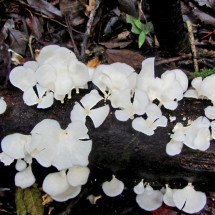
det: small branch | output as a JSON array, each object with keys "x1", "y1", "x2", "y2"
[
  {"x1": 156, "y1": 53, "x2": 192, "y2": 66},
  {"x1": 65, "y1": 16, "x2": 80, "y2": 60},
  {"x1": 81, "y1": 0, "x2": 102, "y2": 59},
  {"x1": 186, "y1": 20, "x2": 199, "y2": 72}
]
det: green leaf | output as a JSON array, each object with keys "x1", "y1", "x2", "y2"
[
  {"x1": 126, "y1": 14, "x2": 142, "y2": 34},
  {"x1": 15, "y1": 184, "x2": 44, "y2": 215},
  {"x1": 23, "y1": 184, "x2": 44, "y2": 215},
  {"x1": 138, "y1": 31, "x2": 146, "y2": 48},
  {"x1": 15, "y1": 188, "x2": 27, "y2": 215},
  {"x1": 143, "y1": 22, "x2": 153, "y2": 35},
  {"x1": 194, "y1": 68, "x2": 215, "y2": 78}
]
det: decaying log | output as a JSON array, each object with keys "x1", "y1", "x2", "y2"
[{"x1": 1, "y1": 86, "x2": 215, "y2": 191}]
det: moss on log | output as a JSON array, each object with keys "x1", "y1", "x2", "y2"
[{"x1": 0, "y1": 86, "x2": 215, "y2": 191}]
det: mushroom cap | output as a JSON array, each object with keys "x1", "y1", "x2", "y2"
[
  {"x1": 1, "y1": 133, "x2": 31, "y2": 159},
  {"x1": 9, "y1": 66, "x2": 37, "y2": 91},
  {"x1": 102, "y1": 175, "x2": 124, "y2": 197},
  {"x1": 166, "y1": 140, "x2": 183, "y2": 156},
  {"x1": 201, "y1": 74, "x2": 215, "y2": 101},
  {"x1": 15, "y1": 159, "x2": 27, "y2": 171},
  {"x1": 67, "y1": 166, "x2": 90, "y2": 186},
  {"x1": 205, "y1": 106, "x2": 215, "y2": 120},
  {"x1": 136, "y1": 185, "x2": 163, "y2": 211},
  {"x1": 163, "y1": 185, "x2": 176, "y2": 207},
  {"x1": 0, "y1": 98, "x2": 7, "y2": 114},
  {"x1": 42, "y1": 171, "x2": 70, "y2": 197},
  {"x1": 133, "y1": 180, "x2": 145, "y2": 194},
  {"x1": 15, "y1": 166, "x2": 35, "y2": 189},
  {"x1": 173, "y1": 184, "x2": 206, "y2": 214}
]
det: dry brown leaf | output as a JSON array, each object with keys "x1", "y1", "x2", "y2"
[
  {"x1": 99, "y1": 41, "x2": 132, "y2": 49},
  {"x1": 85, "y1": 0, "x2": 96, "y2": 17},
  {"x1": 86, "y1": 57, "x2": 100, "y2": 68},
  {"x1": 59, "y1": 0, "x2": 86, "y2": 26},
  {"x1": 105, "y1": 49, "x2": 145, "y2": 71}
]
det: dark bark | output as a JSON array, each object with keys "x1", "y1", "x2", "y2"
[
  {"x1": 147, "y1": 0, "x2": 190, "y2": 55},
  {"x1": 1, "y1": 86, "x2": 215, "y2": 191}
]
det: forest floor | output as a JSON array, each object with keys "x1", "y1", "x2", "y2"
[{"x1": 0, "y1": 0, "x2": 215, "y2": 214}]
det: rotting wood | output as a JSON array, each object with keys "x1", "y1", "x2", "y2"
[{"x1": 0, "y1": 86, "x2": 215, "y2": 191}]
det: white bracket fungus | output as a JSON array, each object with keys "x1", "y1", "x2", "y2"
[
  {"x1": 102, "y1": 175, "x2": 124, "y2": 197},
  {"x1": 133, "y1": 179, "x2": 145, "y2": 194},
  {"x1": 0, "y1": 47, "x2": 210, "y2": 210},
  {"x1": 0, "y1": 97, "x2": 7, "y2": 114},
  {"x1": 173, "y1": 183, "x2": 206, "y2": 214},
  {"x1": 136, "y1": 184, "x2": 163, "y2": 211}
]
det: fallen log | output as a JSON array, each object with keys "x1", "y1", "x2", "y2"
[{"x1": 0, "y1": 86, "x2": 215, "y2": 191}]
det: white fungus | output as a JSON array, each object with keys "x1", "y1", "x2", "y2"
[
  {"x1": 102, "y1": 175, "x2": 124, "y2": 197},
  {"x1": 67, "y1": 166, "x2": 90, "y2": 187},
  {"x1": 15, "y1": 165, "x2": 35, "y2": 189},
  {"x1": 173, "y1": 183, "x2": 206, "y2": 214},
  {"x1": 205, "y1": 106, "x2": 215, "y2": 120},
  {"x1": 133, "y1": 179, "x2": 145, "y2": 194},
  {"x1": 70, "y1": 90, "x2": 110, "y2": 128},
  {"x1": 163, "y1": 185, "x2": 176, "y2": 207},
  {"x1": 0, "y1": 98, "x2": 7, "y2": 114},
  {"x1": 136, "y1": 184, "x2": 163, "y2": 211}
]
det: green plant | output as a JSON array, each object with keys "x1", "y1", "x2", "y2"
[
  {"x1": 194, "y1": 68, "x2": 215, "y2": 78},
  {"x1": 126, "y1": 15, "x2": 153, "y2": 48}
]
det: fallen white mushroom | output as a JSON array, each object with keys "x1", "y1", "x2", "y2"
[
  {"x1": 136, "y1": 184, "x2": 163, "y2": 211},
  {"x1": 102, "y1": 175, "x2": 124, "y2": 197},
  {"x1": 173, "y1": 183, "x2": 207, "y2": 214}
]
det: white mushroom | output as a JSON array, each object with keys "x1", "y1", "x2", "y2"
[
  {"x1": 201, "y1": 74, "x2": 215, "y2": 105},
  {"x1": 173, "y1": 183, "x2": 207, "y2": 214},
  {"x1": 102, "y1": 175, "x2": 124, "y2": 197},
  {"x1": 67, "y1": 166, "x2": 90, "y2": 186},
  {"x1": 23, "y1": 84, "x2": 54, "y2": 109},
  {"x1": 15, "y1": 159, "x2": 27, "y2": 171},
  {"x1": 0, "y1": 98, "x2": 7, "y2": 114},
  {"x1": 15, "y1": 165, "x2": 35, "y2": 189},
  {"x1": 42, "y1": 171, "x2": 70, "y2": 197},
  {"x1": 70, "y1": 90, "x2": 110, "y2": 128},
  {"x1": 136, "y1": 184, "x2": 163, "y2": 211},
  {"x1": 184, "y1": 77, "x2": 203, "y2": 99},
  {"x1": 132, "y1": 104, "x2": 167, "y2": 135},
  {"x1": 9, "y1": 66, "x2": 37, "y2": 91},
  {"x1": 1, "y1": 133, "x2": 31, "y2": 160},
  {"x1": 133, "y1": 179, "x2": 145, "y2": 194},
  {"x1": 166, "y1": 139, "x2": 183, "y2": 156},
  {"x1": 92, "y1": 63, "x2": 137, "y2": 98},
  {"x1": 205, "y1": 106, "x2": 215, "y2": 120},
  {"x1": 163, "y1": 184, "x2": 176, "y2": 207},
  {"x1": 30, "y1": 119, "x2": 92, "y2": 170}
]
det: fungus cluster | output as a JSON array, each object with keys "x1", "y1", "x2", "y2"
[
  {"x1": 0, "y1": 45, "x2": 212, "y2": 213},
  {"x1": 133, "y1": 182, "x2": 206, "y2": 213}
]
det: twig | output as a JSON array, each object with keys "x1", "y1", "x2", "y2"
[
  {"x1": 65, "y1": 16, "x2": 80, "y2": 59},
  {"x1": 186, "y1": 20, "x2": 199, "y2": 72},
  {"x1": 155, "y1": 53, "x2": 192, "y2": 65},
  {"x1": 81, "y1": 0, "x2": 102, "y2": 59}
]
